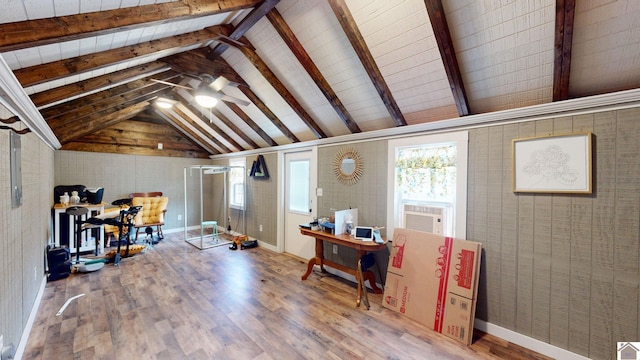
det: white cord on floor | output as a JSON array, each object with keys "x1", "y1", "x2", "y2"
[{"x1": 56, "y1": 293, "x2": 85, "y2": 316}]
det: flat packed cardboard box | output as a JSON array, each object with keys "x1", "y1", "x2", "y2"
[{"x1": 382, "y1": 228, "x2": 482, "y2": 345}]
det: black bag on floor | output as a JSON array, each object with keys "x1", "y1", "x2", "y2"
[
  {"x1": 47, "y1": 245, "x2": 71, "y2": 281},
  {"x1": 241, "y1": 239, "x2": 258, "y2": 250}
]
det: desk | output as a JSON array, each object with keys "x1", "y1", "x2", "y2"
[
  {"x1": 299, "y1": 228, "x2": 387, "y2": 307},
  {"x1": 53, "y1": 203, "x2": 106, "y2": 255}
]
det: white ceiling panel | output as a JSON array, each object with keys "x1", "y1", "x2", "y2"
[
  {"x1": 243, "y1": 17, "x2": 347, "y2": 137},
  {"x1": 79, "y1": 1, "x2": 101, "y2": 13},
  {"x1": 100, "y1": 0, "x2": 124, "y2": 12},
  {"x1": 570, "y1": 0, "x2": 640, "y2": 97},
  {"x1": 279, "y1": 0, "x2": 394, "y2": 132},
  {"x1": 222, "y1": 49, "x2": 311, "y2": 144},
  {"x1": 0, "y1": 0, "x2": 28, "y2": 23},
  {"x1": 23, "y1": 0, "x2": 54, "y2": 20},
  {"x1": 446, "y1": 0, "x2": 555, "y2": 113},
  {"x1": 348, "y1": 0, "x2": 456, "y2": 120},
  {"x1": 37, "y1": 43, "x2": 62, "y2": 63},
  {"x1": 53, "y1": 0, "x2": 79, "y2": 17}
]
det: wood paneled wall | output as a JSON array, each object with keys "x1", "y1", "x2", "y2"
[
  {"x1": 54, "y1": 152, "x2": 216, "y2": 231},
  {"x1": 314, "y1": 108, "x2": 638, "y2": 360},
  {"x1": 0, "y1": 123, "x2": 54, "y2": 356},
  {"x1": 467, "y1": 109, "x2": 640, "y2": 360},
  {"x1": 17, "y1": 107, "x2": 639, "y2": 360},
  {"x1": 210, "y1": 154, "x2": 278, "y2": 247},
  {"x1": 317, "y1": 141, "x2": 390, "y2": 282}
]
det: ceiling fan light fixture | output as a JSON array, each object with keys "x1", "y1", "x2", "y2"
[
  {"x1": 195, "y1": 94, "x2": 218, "y2": 108},
  {"x1": 155, "y1": 97, "x2": 176, "y2": 109}
]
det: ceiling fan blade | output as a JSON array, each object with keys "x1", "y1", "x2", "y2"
[
  {"x1": 150, "y1": 79, "x2": 195, "y2": 91},
  {"x1": 209, "y1": 76, "x2": 230, "y2": 92},
  {"x1": 217, "y1": 94, "x2": 250, "y2": 106},
  {"x1": 200, "y1": 90, "x2": 250, "y2": 106}
]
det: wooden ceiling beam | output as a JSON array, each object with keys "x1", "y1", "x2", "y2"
[
  {"x1": 177, "y1": 100, "x2": 247, "y2": 151},
  {"x1": 171, "y1": 88, "x2": 259, "y2": 151},
  {"x1": 41, "y1": 71, "x2": 180, "y2": 121},
  {"x1": 237, "y1": 42, "x2": 323, "y2": 139},
  {"x1": 14, "y1": 26, "x2": 225, "y2": 87},
  {"x1": 329, "y1": 0, "x2": 407, "y2": 127},
  {"x1": 209, "y1": 107, "x2": 259, "y2": 149},
  {"x1": 553, "y1": 0, "x2": 576, "y2": 101},
  {"x1": 47, "y1": 83, "x2": 172, "y2": 131},
  {"x1": 222, "y1": 96, "x2": 278, "y2": 147},
  {"x1": 56, "y1": 101, "x2": 151, "y2": 144},
  {"x1": 173, "y1": 106, "x2": 232, "y2": 153},
  {"x1": 0, "y1": 0, "x2": 260, "y2": 52},
  {"x1": 161, "y1": 51, "x2": 247, "y2": 86},
  {"x1": 30, "y1": 61, "x2": 171, "y2": 108},
  {"x1": 155, "y1": 109, "x2": 220, "y2": 155},
  {"x1": 233, "y1": 87, "x2": 298, "y2": 144},
  {"x1": 81, "y1": 129, "x2": 203, "y2": 152},
  {"x1": 424, "y1": 0, "x2": 470, "y2": 116},
  {"x1": 208, "y1": 0, "x2": 280, "y2": 59},
  {"x1": 267, "y1": 8, "x2": 361, "y2": 134},
  {"x1": 62, "y1": 141, "x2": 210, "y2": 158}
]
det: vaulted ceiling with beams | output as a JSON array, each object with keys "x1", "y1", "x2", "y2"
[{"x1": 1, "y1": 0, "x2": 639, "y2": 158}]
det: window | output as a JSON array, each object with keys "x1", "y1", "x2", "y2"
[
  {"x1": 387, "y1": 131, "x2": 468, "y2": 238},
  {"x1": 288, "y1": 159, "x2": 310, "y2": 214},
  {"x1": 229, "y1": 158, "x2": 246, "y2": 210}
]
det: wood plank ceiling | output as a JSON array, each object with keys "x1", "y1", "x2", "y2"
[{"x1": 1, "y1": 0, "x2": 639, "y2": 158}]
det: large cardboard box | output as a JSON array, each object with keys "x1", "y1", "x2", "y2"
[{"x1": 382, "y1": 228, "x2": 482, "y2": 345}]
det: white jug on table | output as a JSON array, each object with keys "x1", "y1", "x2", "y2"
[
  {"x1": 70, "y1": 191, "x2": 80, "y2": 204},
  {"x1": 60, "y1": 192, "x2": 70, "y2": 206}
]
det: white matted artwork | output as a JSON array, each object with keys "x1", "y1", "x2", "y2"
[{"x1": 512, "y1": 132, "x2": 593, "y2": 194}]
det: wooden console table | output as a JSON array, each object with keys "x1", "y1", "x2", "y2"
[{"x1": 299, "y1": 228, "x2": 387, "y2": 307}]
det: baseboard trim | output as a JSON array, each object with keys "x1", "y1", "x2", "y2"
[
  {"x1": 257, "y1": 240, "x2": 277, "y2": 252},
  {"x1": 14, "y1": 276, "x2": 46, "y2": 360},
  {"x1": 474, "y1": 319, "x2": 591, "y2": 360}
]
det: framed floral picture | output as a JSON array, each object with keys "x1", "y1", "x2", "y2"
[{"x1": 512, "y1": 133, "x2": 593, "y2": 193}]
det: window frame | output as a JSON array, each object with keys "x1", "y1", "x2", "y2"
[
  {"x1": 228, "y1": 157, "x2": 246, "y2": 211},
  {"x1": 386, "y1": 131, "x2": 468, "y2": 239}
]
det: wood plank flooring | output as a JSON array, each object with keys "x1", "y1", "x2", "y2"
[{"x1": 24, "y1": 232, "x2": 552, "y2": 359}]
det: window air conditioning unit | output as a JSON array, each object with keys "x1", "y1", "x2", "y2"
[{"x1": 402, "y1": 203, "x2": 445, "y2": 235}]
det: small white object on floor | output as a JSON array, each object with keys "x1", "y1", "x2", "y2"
[{"x1": 56, "y1": 294, "x2": 86, "y2": 316}]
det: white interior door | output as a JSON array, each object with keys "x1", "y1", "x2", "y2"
[{"x1": 284, "y1": 149, "x2": 317, "y2": 259}]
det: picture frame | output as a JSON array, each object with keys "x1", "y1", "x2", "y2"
[{"x1": 512, "y1": 132, "x2": 593, "y2": 194}]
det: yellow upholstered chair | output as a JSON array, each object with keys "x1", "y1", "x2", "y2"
[
  {"x1": 131, "y1": 196, "x2": 168, "y2": 242},
  {"x1": 102, "y1": 207, "x2": 122, "y2": 246}
]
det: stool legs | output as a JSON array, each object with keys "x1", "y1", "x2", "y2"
[{"x1": 201, "y1": 221, "x2": 218, "y2": 241}]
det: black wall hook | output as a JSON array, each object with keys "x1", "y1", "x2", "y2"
[{"x1": 0, "y1": 125, "x2": 30, "y2": 135}]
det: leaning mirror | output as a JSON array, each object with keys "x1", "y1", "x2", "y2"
[{"x1": 333, "y1": 147, "x2": 363, "y2": 185}]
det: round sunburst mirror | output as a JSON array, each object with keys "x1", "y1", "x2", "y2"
[{"x1": 333, "y1": 147, "x2": 364, "y2": 185}]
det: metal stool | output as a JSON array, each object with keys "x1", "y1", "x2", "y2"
[
  {"x1": 201, "y1": 221, "x2": 219, "y2": 239},
  {"x1": 66, "y1": 206, "x2": 89, "y2": 264}
]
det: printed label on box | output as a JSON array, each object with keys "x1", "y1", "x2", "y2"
[
  {"x1": 455, "y1": 249, "x2": 475, "y2": 289},
  {"x1": 391, "y1": 233, "x2": 407, "y2": 268}
]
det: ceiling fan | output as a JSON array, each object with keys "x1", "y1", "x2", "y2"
[{"x1": 151, "y1": 74, "x2": 250, "y2": 108}]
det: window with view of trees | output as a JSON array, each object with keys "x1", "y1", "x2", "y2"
[{"x1": 387, "y1": 132, "x2": 468, "y2": 239}]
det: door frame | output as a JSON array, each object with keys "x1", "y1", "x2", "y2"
[{"x1": 276, "y1": 146, "x2": 318, "y2": 253}]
